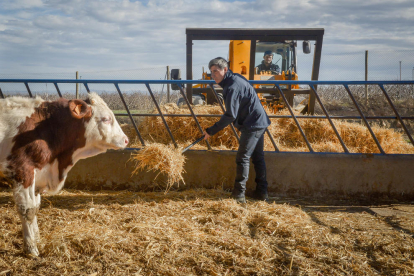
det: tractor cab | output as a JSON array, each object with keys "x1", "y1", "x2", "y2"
[{"x1": 255, "y1": 42, "x2": 295, "y2": 75}]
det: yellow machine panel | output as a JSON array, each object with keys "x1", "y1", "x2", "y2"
[{"x1": 229, "y1": 40, "x2": 251, "y2": 77}]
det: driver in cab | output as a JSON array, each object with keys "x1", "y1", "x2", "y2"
[{"x1": 256, "y1": 50, "x2": 281, "y2": 75}]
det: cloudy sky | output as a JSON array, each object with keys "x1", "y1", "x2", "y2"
[{"x1": 1, "y1": 0, "x2": 414, "y2": 81}]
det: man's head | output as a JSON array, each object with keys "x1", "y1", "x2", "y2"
[
  {"x1": 208, "y1": 57, "x2": 228, "y2": 84},
  {"x1": 263, "y1": 50, "x2": 274, "y2": 65}
]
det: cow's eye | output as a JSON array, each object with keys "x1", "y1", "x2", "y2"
[{"x1": 101, "y1": 117, "x2": 112, "y2": 123}]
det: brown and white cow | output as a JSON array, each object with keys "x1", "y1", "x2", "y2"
[{"x1": 0, "y1": 92, "x2": 129, "y2": 256}]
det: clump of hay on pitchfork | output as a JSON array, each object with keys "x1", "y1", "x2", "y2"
[{"x1": 131, "y1": 143, "x2": 186, "y2": 192}]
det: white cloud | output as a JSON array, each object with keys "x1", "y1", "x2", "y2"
[
  {"x1": 0, "y1": 0, "x2": 413, "y2": 79},
  {"x1": 2, "y1": 0, "x2": 44, "y2": 10}
]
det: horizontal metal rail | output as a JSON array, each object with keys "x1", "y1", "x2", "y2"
[
  {"x1": 0, "y1": 79, "x2": 413, "y2": 155},
  {"x1": 1, "y1": 79, "x2": 414, "y2": 85},
  {"x1": 115, "y1": 113, "x2": 414, "y2": 120}
]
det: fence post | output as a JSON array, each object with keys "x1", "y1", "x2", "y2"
[
  {"x1": 166, "y1": 66, "x2": 170, "y2": 103},
  {"x1": 365, "y1": 50, "x2": 368, "y2": 103},
  {"x1": 76, "y1": 71, "x2": 79, "y2": 99},
  {"x1": 399, "y1": 61, "x2": 402, "y2": 81}
]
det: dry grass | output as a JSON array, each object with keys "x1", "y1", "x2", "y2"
[
  {"x1": 1, "y1": 188, "x2": 413, "y2": 275},
  {"x1": 123, "y1": 104, "x2": 414, "y2": 154},
  {"x1": 266, "y1": 110, "x2": 414, "y2": 154},
  {"x1": 132, "y1": 103, "x2": 238, "y2": 150},
  {"x1": 130, "y1": 143, "x2": 186, "y2": 191}
]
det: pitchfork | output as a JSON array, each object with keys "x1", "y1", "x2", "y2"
[{"x1": 182, "y1": 135, "x2": 205, "y2": 153}]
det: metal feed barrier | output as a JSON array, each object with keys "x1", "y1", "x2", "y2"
[{"x1": 0, "y1": 79, "x2": 413, "y2": 156}]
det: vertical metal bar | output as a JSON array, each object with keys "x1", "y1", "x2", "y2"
[
  {"x1": 276, "y1": 84, "x2": 314, "y2": 152},
  {"x1": 145, "y1": 83, "x2": 178, "y2": 148},
  {"x1": 114, "y1": 83, "x2": 145, "y2": 146},
  {"x1": 166, "y1": 66, "x2": 170, "y2": 103},
  {"x1": 0, "y1": 87, "x2": 4, "y2": 99},
  {"x1": 260, "y1": 91, "x2": 280, "y2": 151},
  {"x1": 208, "y1": 84, "x2": 240, "y2": 143},
  {"x1": 310, "y1": 85, "x2": 349, "y2": 153},
  {"x1": 309, "y1": 35, "x2": 324, "y2": 114},
  {"x1": 53, "y1": 83, "x2": 63, "y2": 97},
  {"x1": 365, "y1": 50, "x2": 368, "y2": 102},
  {"x1": 265, "y1": 128, "x2": 279, "y2": 152},
  {"x1": 249, "y1": 40, "x2": 256, "y2": 81},
  {"x1": 379, "y1": 84, "x2": 414, "y2": 146},
  {"x1": 76, "y1": 71, "x2": 79, "y2": 99},
  {"x1": 343, "y1": 84, "x2": 385, "y2": 154},
  {"x1": 24, "y1": 83, "x2": 33, "y2": 98},
  {"x1": 186, "y1": 34, "x2": 193, "y2": 104},
  {"x1": 178, "y1": 85, "x2": 212, "y2": 150},
  {"x1": 84, "y1": 83, "x2": 90, "y2": 93}
]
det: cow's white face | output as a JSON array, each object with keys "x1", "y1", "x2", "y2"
[{"x1": 84, "y1": 92, "x2": 129, "y2": 151}]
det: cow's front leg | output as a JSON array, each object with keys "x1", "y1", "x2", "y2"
[
  {"x1": 31, "y1": 193, "x2": 41, "y2": 242},
  {"x1": 13, "y1": 173, "x2": 41, "y2": 256}
]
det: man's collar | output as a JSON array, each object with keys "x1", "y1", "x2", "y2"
[{"x1": 218, "y1": 69, "x2": 233, "y2": 87}]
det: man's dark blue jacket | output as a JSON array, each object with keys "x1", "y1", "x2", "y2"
[{"x1": 206, "y1": 69, "x2": 271, "y2": 136}]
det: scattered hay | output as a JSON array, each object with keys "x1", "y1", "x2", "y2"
[
  {"x1": 123, "y1": 104, "x2": 414, "y2": 154},
  {"x1": 1, "y1": 188, "x2": 413, "y2": 275},
  {"x1": 130, "y1": 142, "x2": 186, "y2": 191}
]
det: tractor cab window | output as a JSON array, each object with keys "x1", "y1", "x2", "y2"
[{"x1": 255, "y1": 42, "x2": 294, "y2": 74}]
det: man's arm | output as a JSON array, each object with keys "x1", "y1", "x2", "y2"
[{"x1": 205, "y1": 88, "x2": 240, "y2": 136}]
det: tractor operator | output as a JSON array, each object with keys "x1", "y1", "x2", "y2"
[
  {"x1": 256, "y1": 50, "x2": 281, "y2": 75},
  {"x1": 203, "y1": 57, "x2": 271, "y2": 203}
]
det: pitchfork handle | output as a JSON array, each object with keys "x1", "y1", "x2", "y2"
[{"x1": 182, "y1": 136, "x2": 205, "y2": 153}]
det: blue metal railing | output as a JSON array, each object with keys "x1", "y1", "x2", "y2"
[{"x1": 0, "y1": 79, "x2": 413, "y2": 155}]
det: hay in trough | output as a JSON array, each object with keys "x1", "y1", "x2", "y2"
[
  {"x1": 1, "y1": 188, "x2": 413, "y2": 275},
  {"x1": 266, "y1": 110, "x2": 414, "y2": 154},
  {"x1": 134, "y1": 103, "x2": 238, "y2": 149},
  {"x1": 123, "y1": 103, "x2": 414, "y2": 154},
  {"x1": 131, "y1": 142, "x2": 186, "y2": 191}
]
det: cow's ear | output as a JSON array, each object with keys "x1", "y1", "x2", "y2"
[{"x1": 69, "y1": 100, "x2": 92, "y2": 119}]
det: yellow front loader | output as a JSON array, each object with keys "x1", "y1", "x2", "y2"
[{"x1": 176, "y1": 28, "x2": 324, "y2": 114}]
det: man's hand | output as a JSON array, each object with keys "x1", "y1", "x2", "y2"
[{"x1": 203, "y1": 130, "x2": 211, "y2": 140}]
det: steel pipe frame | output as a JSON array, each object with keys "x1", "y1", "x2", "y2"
[
  {"x1": 145, "y1": 83, "x2": 177, "y2": 148},
  {"x1": 177, "y1": 85, "x2": 212, "y2": 150},
  {"x1": 275, "y1": 84, "x2": 314, "y2": 152},
  {"x1": 309, "y1": 85, "x2": 349, "y2": 153},
  {"x1": 378, "y1": 84, "x2": 414, "y2": 146},
  {"x1": 114, "y1": 83, "x2": 145, "y2": 146},
  {"x1": 2, "y1": 79, "x2": 414, "y2": 85},
  {"x1": 0, "y1": 79, "x2": 413, "y2": 155},
  {"x1": 343, "y1": 84, "x2": 385, "y2": 154},
  {"x1": 114, "y1": 113, "x2": 414, "y2": 120}
]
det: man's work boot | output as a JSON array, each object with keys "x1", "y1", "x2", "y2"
[
  {"x1": 231, "y1": 191, "x2": 246, "y2": 204},
  {"x1": 247, "y1": 190, "x2": 269, "y2": 202}
]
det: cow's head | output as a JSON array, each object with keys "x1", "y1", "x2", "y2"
[{"x1": 82, "y1": 92, "x2": 129, "y2": 151}]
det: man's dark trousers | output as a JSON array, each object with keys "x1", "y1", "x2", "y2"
[{"x1": 232, "y1": 127, "x2": 268, "y2": 196}]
